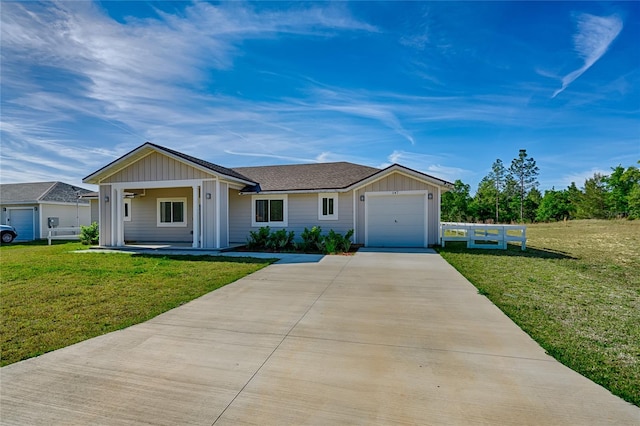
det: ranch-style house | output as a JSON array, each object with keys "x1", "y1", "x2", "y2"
[{"x1": 83, "y1": 142, "x2": 453, "y2": 249}]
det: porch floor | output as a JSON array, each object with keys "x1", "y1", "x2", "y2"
[
  {"x1": 90, "y1": 242, "x2": 245, "y2": 253},
  {"x1": 83, "y1": 243, "x2": 323, "y2": 264}
]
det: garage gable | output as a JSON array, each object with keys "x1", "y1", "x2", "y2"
[{"x1": 354, "y1": 168, "x2": 447, "y2": 248}]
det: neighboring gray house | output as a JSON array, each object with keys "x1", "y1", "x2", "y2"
[
  {"x1": 0, "y1": 182, "x2": 93, "y2": 241},
  {"x1": 83, "y1": 142, "x2": 453, "y2": 248}
]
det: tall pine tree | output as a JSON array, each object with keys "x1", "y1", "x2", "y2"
[
  {"x1": 487, "y1": 159, "x2": 506, "y2": 223},
  {"x1": 509, "y1": 149, "x2": 539, "y2": 222}
]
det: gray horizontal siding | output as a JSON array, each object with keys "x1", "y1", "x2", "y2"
[
  {"x1": 229, "y1": 191, "x2": 355, "y2": 244},
  {"x1": 287, "y1": 193, "x2": 354, "y2": 237},
  {"x1": 124, "y1": 188, "x2": 193, "y2": 243}
]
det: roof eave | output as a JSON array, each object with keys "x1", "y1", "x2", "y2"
[
  {"x1": 0, "y1": 200, "x2": 41, "y2": 205},
  {"x1": 83, "y1": 143, "x2": 155, "y2": 184},
  {"x1": 349, "y1": 163, "x2": 454, "y2": 191},
  {"x1": 83, "y1": 142, "x2": 257, "y2": 187},
  {"x1": 238, "y1": 185, "x2": 356, "y2": 195}
]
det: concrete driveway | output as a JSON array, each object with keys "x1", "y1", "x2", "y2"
[{"x1": 1, "y1": 250, "x2": 638, "y2": 425}]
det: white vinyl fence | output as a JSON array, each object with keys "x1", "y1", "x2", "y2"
[
  {"x1": 48, "y1": 227, "x2": 81, "y2": 245},
  {"x1": 440, "y1": 222, "x2": 526, "y2": 250}
]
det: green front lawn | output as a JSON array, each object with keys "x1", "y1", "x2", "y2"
[
  {"x1": 437, "y1": 220, "x2": 640, "y2": 406},
  {"x1": 0, "y1": 242, "x2": 274, "y2": 366}
]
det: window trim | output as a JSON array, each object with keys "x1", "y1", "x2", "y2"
[
  {"x1": 251, "y1": 194, "x2": 288, "y2": 227},
  {"x1": 318, "y1": 193, "x2": 338, "y2": 221},
  {"x1": 123, "y1": 198, "x2": 132, "y2": 222},
  {"x1": 157, "y1": 197, "x2": 187, "y2": 227}
]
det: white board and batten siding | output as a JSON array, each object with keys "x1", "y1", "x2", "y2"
[
  {"x1": 217, "y1": 182, "x2": 229, "y2": 248},
  {"x1": 202, "y1": 180, "x2": 217, "y2": 248},
  {"x1": 102, "y1": 152, "x2": 212, "y2": 183},
  {"x1": 228, "y1": 190, "x2": 252, "y2": 244},
  {"x1": 99, "y1": 185, "x2": 112, "y2": 246}
]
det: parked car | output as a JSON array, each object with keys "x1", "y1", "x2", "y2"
[{"x1": 1, "y1": 225, "x2": 18, "y2": 243}]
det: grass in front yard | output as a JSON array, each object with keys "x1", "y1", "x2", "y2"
[
  {"x1": 0, "y1": 242, "x2": 274, "y2": 366},
  {"x1": 436, "y1": 220, "x2": 640, "y2": 406}
]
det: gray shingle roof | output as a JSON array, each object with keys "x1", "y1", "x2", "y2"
[
  {"x1": 232, "y1": 162, "x2": 380, "y2": 192},
  {"x1": 84, "y1": 142, "x2": 453, "y2": 192},
  {"x1": 0, "y1": 182, "x2": 92, "y2": 204}
]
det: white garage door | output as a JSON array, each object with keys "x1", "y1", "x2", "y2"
[
  {"x1": 366, "y1": 193, "x2": 426, "y2": 247},
  {"x1": 9, "y1": 208, "x2": 35, "y2": 241}
]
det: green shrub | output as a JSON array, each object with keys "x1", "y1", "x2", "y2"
[
  {"x1": 341, "y1": 229, "x2": 354, "y2": 252},
  {"x1": 300, "y1": 226, "x2": 323, "y2": 252},
  {"x1": 320, "y1": 229, "x2": 354, "y2": 254},
  {"x1": 79, "y1": 222, "x2": 99, "y2": 245},
  {"x1": 268, "y1": 229, "x2": 296, "y2": 251},
  {"x1": 247, "y1": 226, "x2": 271, "y2": 249},
  {"x1": 247, "y1": 226, "x2": 354, "y2": 254},
  {"x1": 323, "y1": 237, "x2": 338, "y2": 254}
]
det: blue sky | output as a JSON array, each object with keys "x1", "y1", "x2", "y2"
[{"x1": 1, "y1": 1, "x2": 638, "y2": 193}]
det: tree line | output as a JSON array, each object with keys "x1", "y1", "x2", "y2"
[{"x1": 442, "y1": 150, "x2": 640, "y2": 223}]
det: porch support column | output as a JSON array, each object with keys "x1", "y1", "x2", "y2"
[
  {"x1": 192, "y1": 185, "x2": 200, "y2": 248},
  {"x1": 437, "y1": 187, "x2": 441, "y2": 225},
  {"x1": 215, "y1": 180, "x2": 220, "y2": 249},
  {"x1": 110, "y1": 187, "x2": 117, "y2": 246},
  {"x1": 352, "y1": 191, "x2": 357, "y2": 244},
  {"x1": 115, "y1": 187, "x2": 124, "y2": 246}
]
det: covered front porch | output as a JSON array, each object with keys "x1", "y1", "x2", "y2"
[
  {"x1": 82, "y1": 143, "x2": 258, "y2": 250},
  {"x1": 98, "y1": 179, "x2": 231, "y2": 249}
]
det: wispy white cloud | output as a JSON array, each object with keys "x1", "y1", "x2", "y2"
[
  {"x1": 224, "y1": 150, "x2": 316, "y2": 164},
  {"x1": 0, "y1": 1, "x2": 378, "y2": 183},
  {"x1": 314, "y1": 103, "x2": 415, "y2": 145},
  {"x1": 378, "y1": 150, "x2": 470, "y2": 183},
  {"x1": 399, "y1": 6, "x2": 432, "y2": 51},
  {"x1": 553, "y1": 13, "x2": 623, "y2": 98},
  {"x1": 560, "y1": 167, "x2": 611, "y2": 188},
  {"x1": 1, "y1": 1, "x2": 635, "y2": 195}
]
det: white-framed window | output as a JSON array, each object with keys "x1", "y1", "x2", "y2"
[
  {"x1": 318, "y1": 193, "x2": 338, "y2": 220},
  {"x1": 123, "y1": 198, "x2": 132, "y2": 222},
  {"x1": 157, "y1": 198, "x2": 187, "y2": 227},
  {"x1": 252, "y1": 194, "x2": 288, "y2": 227}
]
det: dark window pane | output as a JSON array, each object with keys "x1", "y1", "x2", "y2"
[
  {"x1": 173, "y1": 202, "x2": 184, "y2": 223},
  {"x1": 270, "y1": 200, "x2": 284, "y2": 222},
  {"x1": 256, "y1": 199, "x2": 269, "y2": 222},
  {"x1": 124, "y1": 203, "x2": 129, "y2": 218},
  {"x1": 322, "y1": 198, "x2": 328, "y2": 216},
  {"x1": 328, "y1": 198, "x2": 334, "y2": 215},
  {"x1": 160, "y1": 202, "x2": 171, "y2": 222}
]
